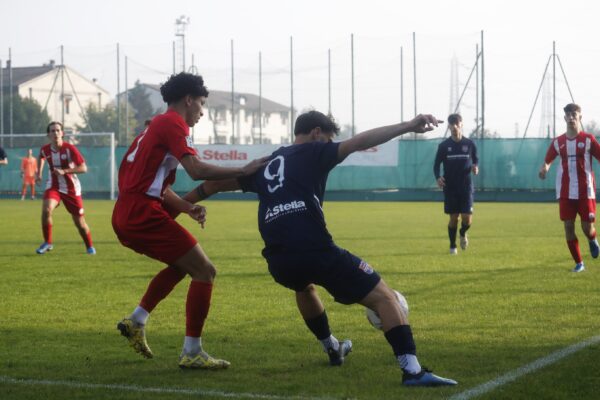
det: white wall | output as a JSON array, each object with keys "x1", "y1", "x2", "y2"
[{"x1": 18, "y1": 67, "x2": 110, "y2": 132}]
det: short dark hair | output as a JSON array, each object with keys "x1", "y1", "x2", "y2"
[
  {"x1": 564, "y1": 103, "x2": 581, "y2": 113},
  {"x1": 447, "y1": 114, "x2": 462, "y2": 125},
  {"x1": 294, "y1": 110, "x2": 339, "y2": 136},
  {"x1": 46, "y1": 121, "x2": 63, "y2": 133},
  {"x1": 160, "y1": 72, "x2": 209, "y2": 105},
  {"x1": 144, "y1": 119, "x2": 152, "y2": 127}
]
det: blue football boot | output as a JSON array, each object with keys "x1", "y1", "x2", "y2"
[{"x1": 572, "y1": 262, "x2": 585, "y2": 273}]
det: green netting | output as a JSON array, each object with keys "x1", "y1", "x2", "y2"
[
  {"x1": 0, "y1": 138, "x2": 583, "y2": 198},
  {"x1": 0, "y1": 146, "x2": 116, "y2": 197}
]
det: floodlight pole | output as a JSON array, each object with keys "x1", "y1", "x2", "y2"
[
  {"x1": 400, "y1": 46, "x2": 404, "y2": 122},
  {"x1": 290, "y1": 36, "x2": 295, "y2": 142},
  {"x1": 116, "y1": 43, "x2": 120, "y2": 143},
  {"x1": 259, "y1": 51, "x2": 263, "y2": 144},
  {"x1": 231, "y1": 39, "x2": 235, "y2": 144},
  {"x1": 351, "y1": 33, "x2": 355, "y2": 137},
  {"x1": 552, "y1": 41, "x2": 556, "y2": 138},
  {"x1": 328, "y1": 48, "x2": 332, "y2": 116},
  {"x1": 61, "y1": 45, "x2": 65, "y2": 127}
]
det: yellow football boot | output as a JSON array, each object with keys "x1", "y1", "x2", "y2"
[
  {"x1": 178, "y1": 350, "x2": 230, "y2": 369},
  {"x1": 117, "y1": 318, "x2": 153, "y2": 359}
]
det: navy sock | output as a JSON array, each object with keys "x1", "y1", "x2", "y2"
[
  {"x1": 448, "y1": 226, "x2": 458, "y2": 248},
  {"x1": 459, "y1": 223, "x2": 471, "y2": 237},
  {"x1": 384, "y1": 325, "x2": 416, "y2": 356},
  {"x1": 304, "y1": 311, "x2": 331, "y2": 341}
]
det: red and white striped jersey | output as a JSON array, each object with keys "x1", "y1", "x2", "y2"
[
  {"x1": 39, "y1": 142, "x2": 85, "y2": 196},
  {"x1": 545, "y1": 132, "x2": 600, "y2": 199},
  {"x1": 117, "y1": 109, "x2": 197, "y2": 199}
]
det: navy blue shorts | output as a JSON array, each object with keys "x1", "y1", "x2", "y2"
[
  {"x1": 265, "y1": 245, "x2": 381, "y2": 305},
  {"x1": 444, "y1": 189, "x2": 473, "y2": 214}
]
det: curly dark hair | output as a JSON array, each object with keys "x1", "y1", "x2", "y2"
[
  {"x1": 294, "y1": 110, "x2": 340, "y2": 136},
  {"x1": 160, "y1": 72, "x2": 209, "y2": 105}
]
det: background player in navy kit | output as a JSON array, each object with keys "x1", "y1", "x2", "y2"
[
  {"x1": 433, "y1": 114, "x2": 479, "y2": 254},
  {"x1": 181, "y1": 111, "x2": 457, "y2": 387}
]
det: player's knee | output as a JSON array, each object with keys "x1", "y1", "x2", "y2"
[
  {"x1": 190, "y1": 260, "x2": 216, "y2": 281},
  {"x1": 301, "y1": 284, "x2": 316, "y2": 294}
]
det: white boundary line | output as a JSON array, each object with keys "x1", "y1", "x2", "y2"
[
  {"x1": 0, "y1": 375, "x2": 343, "y2": 400},
  {"x1": 450, "y1": 335, "x2": 600, "y2": 400}
]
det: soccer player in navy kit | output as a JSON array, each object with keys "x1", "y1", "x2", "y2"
[
  {"x1": 434, "y1": 114, "x2": 479, "y2": 254},
  {"x1": 183, "y1": 111, "x2": 457, "y2": 387}
]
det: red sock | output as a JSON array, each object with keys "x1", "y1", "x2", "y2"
[
  {"x1": 82, "y1": 231, "x2": 93, "y2": 248},
  {"x1": 43, "y1": 223, "x2": 52, "y2": 244},
  {"x1": 566, "y1": 239, "x2": 582, "y2": 263},
  {"x1": 140, "y1": 267, "x2": 187, "y2": 312},
  {"x1": 186, "y1": 280, "x2": 213, "y2": 337}
]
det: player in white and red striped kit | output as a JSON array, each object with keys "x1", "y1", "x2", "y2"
[
  {"x1": 539, "y1": 103, "x2": 600, "y2": 272},
  {"x1": 35, "y1": 121, "x2": 95, "y2": 255}
]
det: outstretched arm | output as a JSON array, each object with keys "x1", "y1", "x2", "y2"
[
  {"x1": 181, "y1": 179, "x2": 242, "y2": 203},
  {"x1": 337, "y1": 114, "x2": 442, "y2": 162},
  {"x1": 167, "y1": 179, "x2": 242, "y2": 220},
  {"x1": 180, "y1": 154, "x2": 267, "y2": 181}
]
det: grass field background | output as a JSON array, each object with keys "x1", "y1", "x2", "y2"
[{"x1": 1, "y1": 199, "x2": 599, "y2": 400}]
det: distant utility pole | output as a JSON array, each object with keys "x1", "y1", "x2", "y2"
[{"x1": 175, "y1": 15, "x2": 190, "y2": 72}]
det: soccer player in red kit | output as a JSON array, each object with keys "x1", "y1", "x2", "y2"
[
  {"x1": 112, "y1": 72, "x2": 266, "y2": 369},
  {"x1": 35, "y1": 122, "x2": 95, "y2": 255},
  {"x1": 539, "y1": 103, "x2": 600, "y2": 272}
]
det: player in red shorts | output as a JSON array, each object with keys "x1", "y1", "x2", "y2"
[
  {"x1": 539, "y1": 103, "x2": 600, "y2": 272},
  {"x1": 112, "y1": 72, "x2": 266, "y2": 369},
  {"x1": 35, "y1": 122, "x2": 95, "y2": 255}
]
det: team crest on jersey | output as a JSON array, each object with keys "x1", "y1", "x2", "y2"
[
  {"x1": 578, "y1": 142, "x2": 585, "y2": 149},
  {"x1": 358, "y1": 261, "x2": 374, "y2": 274},
  {"x1": 186, "y1": 136, "x2": 194, "y2": 148},
  {"x1": 61, "y1": 154, "x2": 67, "y2": 160},
  {"x1": 447, "y1": 147, "x2": 452, "y2": 152},
  {"x1": 462, "y1": 145, "x2": 469, "y2": 152}
]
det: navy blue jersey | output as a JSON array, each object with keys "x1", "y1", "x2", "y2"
[
  {"x1": 433, "y1": 137, "x2": 478, "y2": 191},
  {"x1": 238, "y1": 141, "x2": 341, "y2": 255}
]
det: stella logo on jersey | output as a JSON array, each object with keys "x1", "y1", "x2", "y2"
[
  {"x1": 201, "y1": 150, "x2": 248, "y2": 161},
  {"x1": 264, "y1": 200, "x2": 306, "y2": 222},
  {"x1": 578, "y1": 142, "x2": 585, "y2": 149}
]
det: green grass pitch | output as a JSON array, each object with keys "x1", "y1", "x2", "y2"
[{"x1": 1, "y1": 199, "x2": 599, "y2": 400}]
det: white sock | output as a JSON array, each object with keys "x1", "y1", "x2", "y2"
[
  {"x1": 130, "y1": 306, "x2": 149, "y2": 325},
  {"x1": 319, "y1": 335, "x2": 339, "y2": 352},
  {"x1": 398, "y1": 354, "x2": 421, "y2": 374},
  {"x1": 183, "y1": 336, "x2": 202, "y2": 355}
]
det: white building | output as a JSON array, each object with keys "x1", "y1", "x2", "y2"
[
  {"x1": 1, "y1": 61, "x2": 110, "y2": 132},
  {"x1": 135, "y1": 83, "x2": 293, "y2": 145}
]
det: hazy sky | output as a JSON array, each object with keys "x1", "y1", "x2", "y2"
[{"x1": 2, "y1": 0, "x2": 600, "y2": 137}]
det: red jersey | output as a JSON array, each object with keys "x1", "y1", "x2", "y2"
[
  {"x1": 544, "y1": 132, "x2": 600, "y2": 200},
  {"x1": 39, "y1": 142, "x2": 85, "y2": 196},
  {"x1": 118, "y1": 109, "x2": 197, "y2": 199}
]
